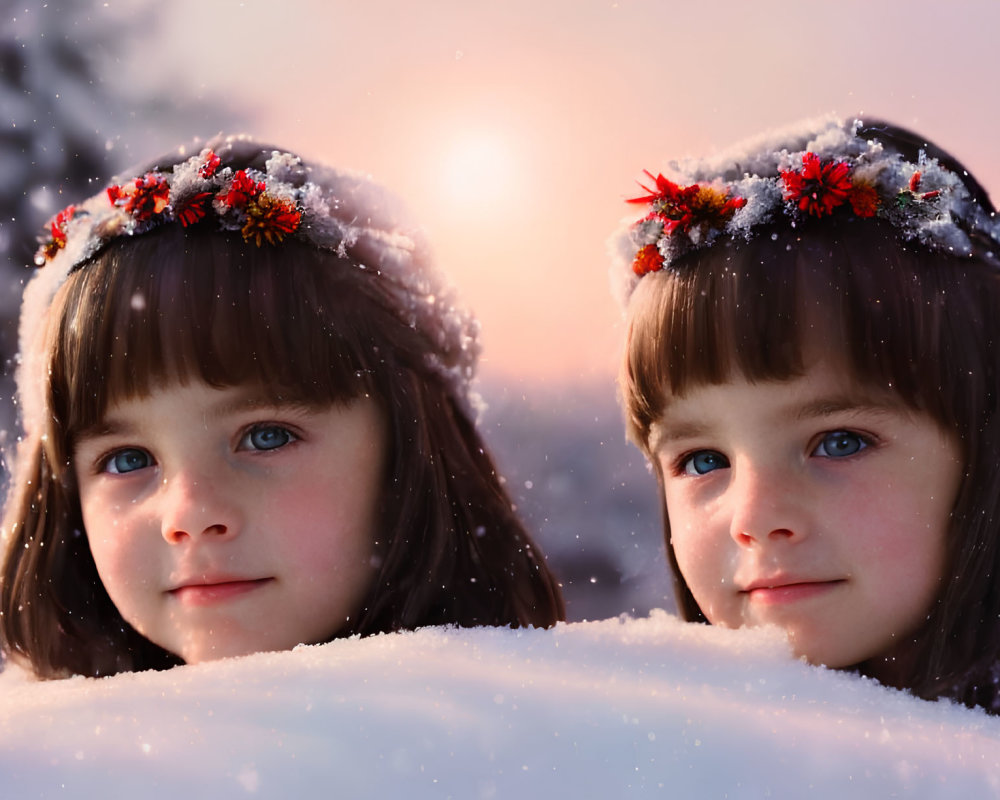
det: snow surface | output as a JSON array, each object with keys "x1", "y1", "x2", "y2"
[{"x1": 1, "y1": 612, "x2": 998, "y2": 798}]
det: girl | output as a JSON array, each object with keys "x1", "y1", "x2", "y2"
[
  {"x1": 610, "y1": 116, "x2": 1000, "y2": 712},
  {"x1": 1, "y1": 135, "x2": 564, "y2": 678}
]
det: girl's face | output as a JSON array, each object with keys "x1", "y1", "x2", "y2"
[
  {"x1": 652, "y1": 356, "x2": 962, "y2": 673},
  {"x1": 73, "y1": 380, "x2": 386, "y2": 664}
]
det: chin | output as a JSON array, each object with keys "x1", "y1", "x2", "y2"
[
  {"x1": 172, "y1": 639, "x2": 278, "y2": 665},
  {"x1": 785, "y1": 634, "x2": 859, "y2": 671}
]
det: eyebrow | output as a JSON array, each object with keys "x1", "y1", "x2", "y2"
[
  {"x1": 73, "y1": 388, "x2": 312, "y2": 445},
  {"x1": 651, "y1": 392, "x2": 902, "y2": 451},
  {"x1": 207, "y1": 390, "x2": 309, "y2": 419},
  {"x1": 651, "y1": 419, "x2": 711, "y2": 446},
  {"x1": 792, "y1": 394, "x2": 901, "y2": 421}
]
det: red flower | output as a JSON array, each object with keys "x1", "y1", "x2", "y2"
[
  {"x1": 221, "y1": 170, "x2": 265, "y2": 210},
  {"x1": 50, "y1": 205, "x2": 75, "y2": 245},
  {"x1": 849, "y1": 182, "x2": 879, "y2": 218},
  {"x1": 39, "y1": 204, "x2": 76, "y2": 260},
  {"x1": 660, "y1": 217, "x2": 686, "y2": 236},
  {"x1": 628, "y1": 171, "x2": 745, "y2": 237},
  {"x1": 628, "y1": 172, "x2": 699, "y2": 228},
  {"x1": 199, "y1": 150, "x2": 221, "y2": 178},
  {"x1": 906, "y1": 172, "x2": 940, "y2": 201},
  {"x1": 632, "y1": 243, "x2": 664, "y2": 276},
  {"x1": 627, "y1": 171, "x2": 683, "y2": 206},
  {"x1": 241, "y1": 193, "x2": 301, "y2": 246},
  {"x1": 108, "y1": 174, "x2": 170, "y2": 222},
  {"x1": 781, "y1": 153, "x2": 853, "y2": 217},
  {"x1": 106, "y1": 184, "x2": 126, "y2": 205},
  {"x1": 175, "y1": 192, "x2": 213, "y2": 227}
]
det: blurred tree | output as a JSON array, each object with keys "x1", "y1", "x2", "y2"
[
  {"x1": 0, "y1": 1, "x2": 149, "y2": 275},
  {"x1": 0, "y1": 0, "x2": 241, "y2": 444}
]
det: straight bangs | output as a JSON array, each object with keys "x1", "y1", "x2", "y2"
[
  {"x1": 47, "y1": 225, "x2": 397, "y2": 461},
  {"x1": 622, "y1": 218, "x2": 994, "y2": 452}
]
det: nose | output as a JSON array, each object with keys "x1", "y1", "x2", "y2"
[
  {"x1": 160, "y1": 468, "x2": 243, "y2": 545},
  {"x1": 728, "y1": 460, "x2": 807, "y2": 547}
]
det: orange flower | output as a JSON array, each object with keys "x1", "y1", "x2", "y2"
[
  {"x1": 632, "y1": 243, "x2": 664, "y2": 276},
  {"x1": 684, "y1": 186, "x2": 747, "y2": 233},
  {"x1": 849, "y1": 182, "x2": 879, "y2": 218},
  {"x1": 241, "y1": 193, "x2": 301, "y2": 246}
]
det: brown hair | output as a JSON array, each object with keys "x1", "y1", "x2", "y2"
[
  {"x1": 620, "y1": 122, "x2": 1000, "y2": 711},
  {"x1": 2, "y1": 220, "x2": 563, "y2": 678}
]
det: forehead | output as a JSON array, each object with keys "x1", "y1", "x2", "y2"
[
  {"x1": 649, "y1": 356, "x2": 904, "y2": 447},
  {"x1": 51, "y1": 231, "x2": 380, "y2": 440},
  {"x1": 623, "y1": 220, "x2": 931, "y2": 400}
]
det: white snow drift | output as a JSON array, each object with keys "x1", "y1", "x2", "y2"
[{"x1": 1, "y1": 611, "x2": 998, "y2": 798}]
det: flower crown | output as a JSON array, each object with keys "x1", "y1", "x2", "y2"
[
  {"x1": 37, "y1": 145, "x2": 343, "y2": 268},
  {"x1": 610, "y1": 117, "x2": 1000, "y2": 306},
  {"x1": 20, "y1": 136, "x2": 481, "y2": 437}
]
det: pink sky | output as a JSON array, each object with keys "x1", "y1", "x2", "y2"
[{"x1": 115, "y1": 0, "x2": 1000, "y2": 385}]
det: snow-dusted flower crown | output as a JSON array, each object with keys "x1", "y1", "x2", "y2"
[
  {"x1": 37, "y1": 143, "x2": 333, "y2": 266},
  {"x1": 20, "y1": 135, "x2": 480, "y2": 435},
  {"x1": 610, "y1": 117, "x2": 1000, "y2": 307}
]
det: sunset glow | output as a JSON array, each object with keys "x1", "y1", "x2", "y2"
[
  {"x1": 100, "y1": 0, "x2": 1000, "y2": 385},
  {"x1": 437, "y1": 132, "x2": 521, "y2": 218}
]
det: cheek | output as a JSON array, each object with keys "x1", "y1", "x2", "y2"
[
  {"x1": 81, "y1": 491, "x2": 161, "y2": 569},
  {"x1": 844, "y1": 480, "x2": 951, "y2": 566},
  {"x1": 264, "y1": 477, "x2": 380, "y2": 571},
  {"x1": 271, "y1": 413, "x2": 387, "y2": 570},
  {"x1": 83, "y1": 506, "x2": 135, "y2": 574},
  {"x1": 664, "y1": 486, "x2": 737, "y2": 626},
  {"x1": 83, "y1": 511, "x2": 154, "y2": 616},
  {"x1": 666, "y1": 493, "x2": 720, "y2": 586}
]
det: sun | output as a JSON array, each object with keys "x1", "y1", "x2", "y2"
[{"x1": 437, "y1": 132, "x2": 520, "y2": 217}]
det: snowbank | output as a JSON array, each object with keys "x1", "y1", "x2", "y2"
[{"x1": 1, "y1": 611, "x2": 998, "y2": 798}]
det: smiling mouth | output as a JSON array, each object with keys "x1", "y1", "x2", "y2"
[{"x1": 168, "y1": 578, "x2": 273, "y2": 606}]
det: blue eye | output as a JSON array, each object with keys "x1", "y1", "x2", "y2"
[
  {"x1": 241, "y1": 425, "x2": 295, "y2": 451},
  {"x1": 814, "y1": 430, "x2": 867, "y2": 458},
  {"x1": 682, "y1": 450, "x2": 729, "y2": 476},
  {"x1": 104, "y1": 448, "x2": 153, "y2": 474}
]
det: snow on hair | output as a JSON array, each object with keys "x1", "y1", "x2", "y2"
[
  {"x1": 17, "y1": 134, "x2": 482, "y2": 449},
  {"x1": 608, "y1": 115, "x2": 1000, "y2": 310}
]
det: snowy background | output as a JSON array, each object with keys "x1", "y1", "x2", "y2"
[{"x1": 3, "y1": 1, "x2": 1000, "y2": 794}]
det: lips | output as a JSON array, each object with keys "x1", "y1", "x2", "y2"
[
  {"x1": 740, "y1": 576, "x2": 845, "y2": 605},
  {"x1": 167, "y1": 576, "x2": 273, "y2": 607},
  {"x1": 742, "y1": 575, "x2": 824, "y2": 592}
]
